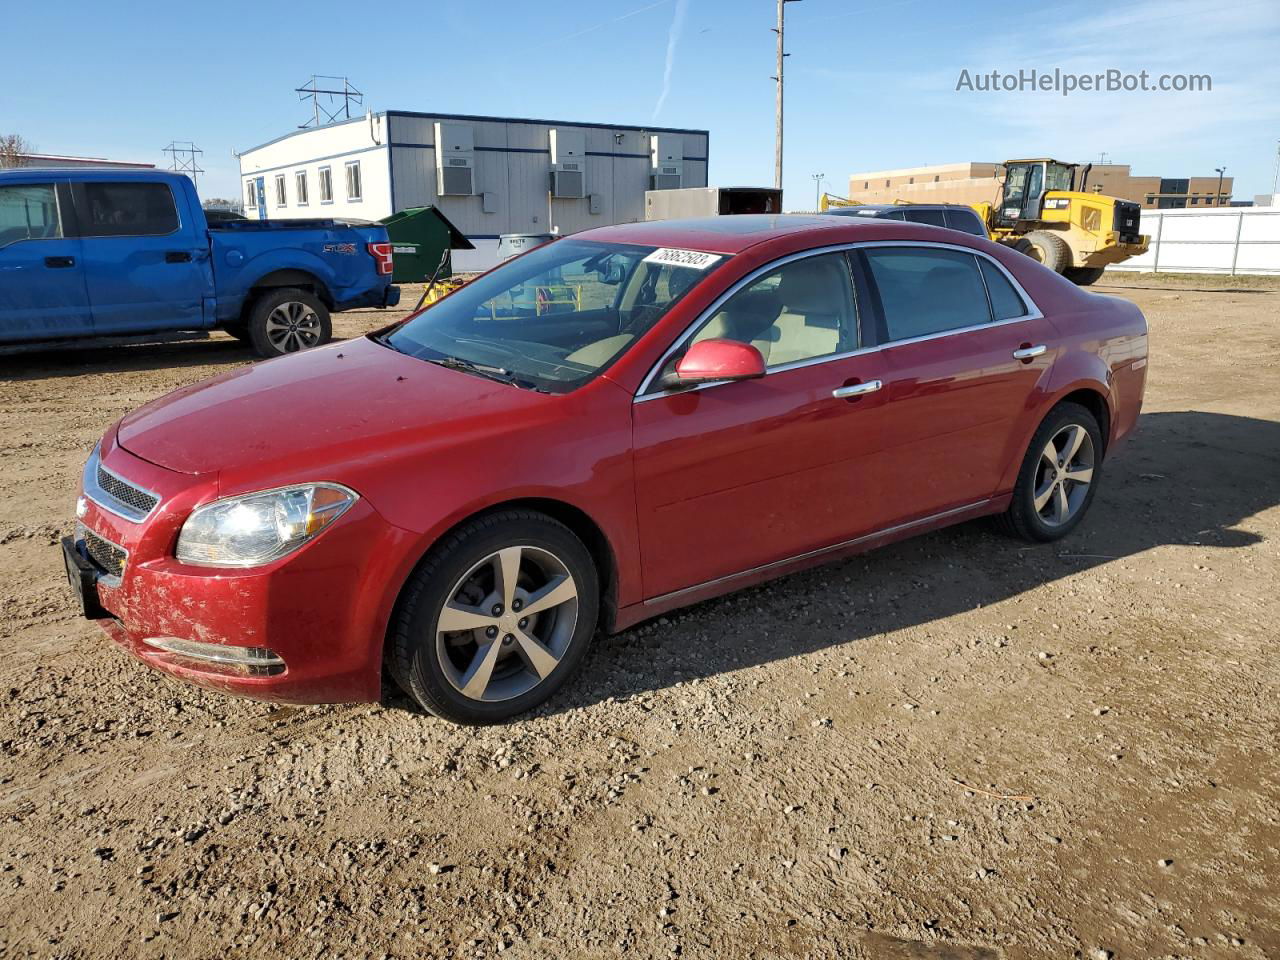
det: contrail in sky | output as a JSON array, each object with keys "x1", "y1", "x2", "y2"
[{"x1": 652, "y1": 0, "x2": 691, "y2": 121}]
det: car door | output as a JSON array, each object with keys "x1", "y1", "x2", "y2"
[
  {"x1": 632, "y1": 250, "x2": 890, "y2": 600},
  {"x1": 857, "y1": 244, "x2": 1056, "y2": 526},
  {"x1": 73, "y1": 179, "x2": 208, "y2": 334},
  {"x1": 0, "y1": 179, "x2": 91, "y2": 342}
]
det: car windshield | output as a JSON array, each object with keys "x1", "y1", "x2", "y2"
[{"x1": 379, "y1": 238, "x2": 722, "y2": 392}]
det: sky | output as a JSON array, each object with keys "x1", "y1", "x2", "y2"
[{"x1": 4, "y1": 0, "x2": 1279, "y2": 207}]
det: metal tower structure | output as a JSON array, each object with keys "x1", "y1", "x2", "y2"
[
  {"x1": 162, "y1": 141, "x2": 205, "y2": 185},
  {"x1": 296, "y1": 75, "x2": 363, "y2": 129}
]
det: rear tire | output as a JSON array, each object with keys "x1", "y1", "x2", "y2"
[
  {"x1": 1016, "y1": 231, "x2": 1072, "y2": 274},
  {"x1": 388, "y1": 511, "x2": 599, "y2": 724},
  {"x1": 246, "y1": 287, "x2": 331, "y2": 358},
  {"x1": 1064, "y1": 266, "x2": 1106, "y2": 286},
  {"x1": 995, "y1": 402, "x2": 1102, "y2": 542}
]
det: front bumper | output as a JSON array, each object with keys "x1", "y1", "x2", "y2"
[{"x1": 68, "y1": 435, "x2": 414, "y2": 704}]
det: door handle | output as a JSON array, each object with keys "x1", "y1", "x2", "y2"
[
  {"x1": 1012, "y1": 344, "x2": 1047, "y2": 361},
  {"x1": 44, "y1": 256, "x2": 75, "y2": 268},
  {"x1": 832, "y1": 379, "x2": 882, "y2": 399},
  {"x1": 165, "y1": 251, "x2": 193, "y2": 263}
]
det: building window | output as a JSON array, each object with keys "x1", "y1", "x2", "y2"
[
  {"x1": 1190, "y1": 197, "x2": 1199, "y2": 204},
  {"x1": 884, "y1": 179, "x2": 890, "y2": 187},
  {"x1": 295, "y1": 170, "x2": 309, "y2": 206},
  {"x1": 863, "y1": 181, "x2": 869, "y2": 189},
  {"x1": 318, "y1": 166, "x2": 333, "y2": 204},
  {"x1": 345, "y1": 161, "x2": 362, "y2": 201},
  {"x1": 245, "y1": 181, "x2": 256, "y2": 208},
  {"x1": 908, "y1": 177, "x2": 914, "y2": 184},
  {"x1": 274, "y1": 174, "x2": 286, "y2": 207},
  {"x1": 934, "y1": 175, "x2": 940, "y2": 182}
]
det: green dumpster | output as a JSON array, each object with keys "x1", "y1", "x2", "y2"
[{"x1": 378, "y1": 206, "x2": 474, "y2": 284}]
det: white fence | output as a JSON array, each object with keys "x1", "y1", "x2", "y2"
[{"x1": 1110, "y1": 206, "x2": 1280, "y2": 275}]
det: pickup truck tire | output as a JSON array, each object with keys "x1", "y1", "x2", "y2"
[
  {"x1": 247, "y1": 288, "x2": 332, "y2": 358},
  {"x1": 1016, "y1": 231, "x2": 1072, "y2": 274}
]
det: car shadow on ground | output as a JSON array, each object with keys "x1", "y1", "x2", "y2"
[
  {"x1": 510, "y1": 409, "x2": 1277, "y2": 718},
  {"x1": 0, "y1": 336, "x2": 255, "y2": 380}
]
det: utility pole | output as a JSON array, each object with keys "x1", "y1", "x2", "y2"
[
  {"x1": 1215, "y1": 166, "x2": 1227, "y2": 206},
  {"x1": 812, "y1": 172, "x2": 824, "y2": 210},
  {"x1": 772, "y1": 0, "x2": 801, "y2": 193},
  {"x1": 1271, "y1": 140, "x2": 1279, "y2": 200}
]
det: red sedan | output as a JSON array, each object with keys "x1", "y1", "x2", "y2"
[{"x1": 64, "y1": 216, "x2": 1148, "y2": 723}]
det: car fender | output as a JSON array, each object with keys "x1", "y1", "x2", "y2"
[
  {"x1": 996, "y1": 346, "x2": 1115, "y2": 494},
  {"x1": 364, "y1": 482, "x2": 638, "y2": 667},
  {"x1": 219, "y1": 247, "x2": 337, "y2": 319}
]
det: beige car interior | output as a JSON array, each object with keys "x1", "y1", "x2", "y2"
[{"x1": 691, "y1": 254, "x2": 848, "y2": 367}]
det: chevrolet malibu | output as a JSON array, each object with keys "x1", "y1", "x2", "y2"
[{"x1": 63, "y1": 215, "x2": 1147, "y2": 723}]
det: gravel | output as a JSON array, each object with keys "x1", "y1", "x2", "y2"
[{"x1": 1, "y1": 279, "x2": 1278, "y2": 957}]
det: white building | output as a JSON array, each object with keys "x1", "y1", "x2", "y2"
[{"x1": 237, "y1": 111, "x2": 709, "y2": 271}]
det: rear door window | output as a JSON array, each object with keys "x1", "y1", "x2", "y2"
[
  {"x1": 80, "y1": 182, "x2": 179, "y2": 237},
  {"x1": 944, "y1": 208, "x2": 988, "y2": 236},
  {"x1": 0, "y1": 184, "x2": 62, "y2": 246},
  {"x1": 862, "y1": 247, "x2": 991, "y2": 342},
  {"x1": 978, "y1": 258, "x2": 1028, "y2": 320}
]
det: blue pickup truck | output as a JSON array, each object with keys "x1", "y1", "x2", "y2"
[{"x1": 0, "y1": 168, "x2": 399, "y2": 357}]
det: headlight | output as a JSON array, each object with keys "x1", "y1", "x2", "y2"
[{"x1": 175, "y1": 483, "x2": 357, "y2": 567}]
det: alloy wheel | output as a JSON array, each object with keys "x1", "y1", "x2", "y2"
[
  {"x1": 265, "y1": 301, "x2": 322, "y2": 353},
  {"x1": 1033, "y1": 423, "x2": 1095, "y2": 527},
  {"x1": 435, "y1": 545, "x2": 579, "y2": 702}
]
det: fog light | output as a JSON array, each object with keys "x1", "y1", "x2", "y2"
[{"x1": 141, "y1": 637, "x2": 286, "y2": 677}]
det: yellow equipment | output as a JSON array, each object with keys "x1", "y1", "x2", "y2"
[
  {"x1": 818, "y1": 192, "x2": 859, "y2": 211},
  {"x1": 974, "y1": 158, "x2": 1148, "y2": 285}
]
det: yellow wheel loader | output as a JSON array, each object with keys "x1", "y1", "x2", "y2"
[{"x1": 972, "y1": 158, "x2": 1148, "y2": 285}]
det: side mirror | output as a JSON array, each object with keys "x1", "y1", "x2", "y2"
[{"x1": 662, "y1": 338, "x2": 766, "y2": 389}]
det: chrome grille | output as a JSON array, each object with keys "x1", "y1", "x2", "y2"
[
  {"x1": 96, "y1": 463, "x2": 159, "y2": 516},
  {"x1": 80, "y1": 527, "x2": 127, "y2": 579}
]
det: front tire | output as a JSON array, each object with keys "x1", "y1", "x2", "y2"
[
  {"x1": 996, "y1": 402, "x2": 1102, "y2": 542},
  {"x1": 246, "y1": 287, "x2": 332, "y2": 358},
  {"x1": 1016, "y1": 231, "x2": 1072, "y2": 274},
  {"x1": 1064, "y1": 266, "x2": 1106, "y2": 286},
  {"x1": 388, "y1": 511, "x2": 599, "y2": 724}
]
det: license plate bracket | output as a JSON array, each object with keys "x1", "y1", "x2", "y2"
[{"x1": 61, "y1": 535, "x2": 110, "y2": 620}]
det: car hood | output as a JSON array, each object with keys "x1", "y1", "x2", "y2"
[{"x1": 116, "y1": 336, "x2": 549, "y2": 476}]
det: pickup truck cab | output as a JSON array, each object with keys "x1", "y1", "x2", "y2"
[{"x1": 0, "y1": 169, "x2": 399, "y2": 357}]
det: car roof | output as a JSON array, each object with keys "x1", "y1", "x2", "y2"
[
  {"x1": 827, "y1": 203, "x2": 977, "y2": 214},
  {"x1": 574, "y1": 214, "x2": 887, "y2": 254}
]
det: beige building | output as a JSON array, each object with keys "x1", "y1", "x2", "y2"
[{"x1": 847, "y1": 162, "x2": 1233, "y2": 210}]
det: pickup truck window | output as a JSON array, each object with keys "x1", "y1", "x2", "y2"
[
  {"x1": 0, "y1": 184, "x2": 62, "y2": 246},
  {"x1": 81, "y1": 182, "x2": 179, "y2": 238}
]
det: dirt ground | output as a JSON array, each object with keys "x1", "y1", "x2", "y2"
[{"x1": 1, "y1": 275, "x2": 1278, "y2": 960}]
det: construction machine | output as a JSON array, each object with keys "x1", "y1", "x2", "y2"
[
  {"x1": 819, "y1": 193, "x2": 859, "y2": 211},
  {"x1": 972, "y1": 158, "x2": 1148, "y2": 285}
]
